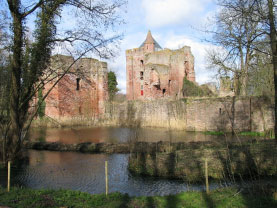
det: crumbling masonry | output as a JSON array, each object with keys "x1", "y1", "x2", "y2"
[
  {"x1": 44, "y1": 55, "x2": 108, "y2": 119},
  {"x1": 126, "y1": 31, "x2": 195, "y2": 100}
]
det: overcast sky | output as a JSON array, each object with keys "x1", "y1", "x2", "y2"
[{"x1": 107, "y1": 0, "x2": 219, "y2": 93}]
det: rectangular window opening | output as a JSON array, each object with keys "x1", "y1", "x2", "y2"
[
  {"x1": 76, "y1": 78, "x2": 80, "y2": 91},
  {"x1": 140, "y1": 71, "x2": 144, "y2": 80}
]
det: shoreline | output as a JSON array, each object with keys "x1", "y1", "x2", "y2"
[{"x1": 24, "y1": 140, "x2": 277, "y2": 183}]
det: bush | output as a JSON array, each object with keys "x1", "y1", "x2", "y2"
[{"x1": 182, "y1": 78, "x2": 214, "y2": 97}]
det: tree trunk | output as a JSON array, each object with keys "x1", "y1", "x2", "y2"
[
  {"x1": 7, "y1": 0, "x2": 24, "y2": 162},
  {"x1": 268, "y1": 0, "x2": 277, "y2": 142},
  {"x1": 233, "y1": 72, "x2": 241, "y2": 96},
  {"x1": 240, "y1": 73, "x2": 248, "y2": 96}
]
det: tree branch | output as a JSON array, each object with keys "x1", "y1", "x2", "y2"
[{"x1": 22, "y1": 0, "x2": 44, "y2": 18}]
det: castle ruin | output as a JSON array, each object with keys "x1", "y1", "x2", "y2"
[
  {"x1": 126, "y1": 31, "x2": 195, "y2": 100},
  {"x1": 44, "y1": 55, "x2": 108, "y2": 119}
]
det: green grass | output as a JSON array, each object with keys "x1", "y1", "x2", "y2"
[
  {"x1": 239, "y1": 131, "x2": 265, "y2": 137},
  {"x1": 0, "y1": 186, "x2": 276, "y2": 208},
  {"x1": 203, "y1": 131, "x2": 224, "y2": 135},
  {"x1": 203, "y1": 131, "x2": 275, "y2": 138},
  {"x1": 239, "y1": 131, "x2": 275, "y2": 139}
]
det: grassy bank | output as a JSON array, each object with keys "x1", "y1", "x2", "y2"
[
  {"x1": 203, "y1": 130, "x2": 274, "y2": 137},
  {"x1": 203, "y1": 131, "x2": 224, "y2": 135},
  {"x1": 0, "y1": 186, "x2": 276, "y2": 208},
  {"x1": 239, "y1": 131, "x2": 275, "y2": 139}
]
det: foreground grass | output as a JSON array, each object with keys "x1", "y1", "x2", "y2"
[{"x1": 0, "y1": 186, "x2": 276, "y2": 208}]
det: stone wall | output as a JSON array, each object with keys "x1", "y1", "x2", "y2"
[
  {"x1": 103, "y1": 99, "x2": 187, "y2": 129},
  {"x1": 103, "y1": 97, "x2": 274, "y2": 132},
  {"x1": 44, "y1": 55, "x2": 108, "y2": 121}
]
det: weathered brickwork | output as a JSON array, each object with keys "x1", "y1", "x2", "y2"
[
  {"x1": 126, "y1": 31, "x2": 195, "y2": 100},
  {"x1": 104, "y1": 97, "x2": 274, "y2": 132},
  {"x1": 44, "y1": 55, "x2": 108, "y2": 120}
]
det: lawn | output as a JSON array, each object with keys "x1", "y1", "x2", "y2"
[{"x1": 0, "y1": 186, "x2": 276, "y2": 208}]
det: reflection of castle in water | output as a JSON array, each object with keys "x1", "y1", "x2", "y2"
[
  {"x1": 29, "y1": 127, "x2": 250, "y2": 145},
  {"x1": 28, "y1": 150, "x2": 111, "y2": 192}
]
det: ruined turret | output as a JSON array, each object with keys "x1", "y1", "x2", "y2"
[
  {"x1": 219, "y1": 76, "x2": 234, "y2": 97},
  {"x1": 126, "y1": 31, "x2": 195, "y2": 100}
]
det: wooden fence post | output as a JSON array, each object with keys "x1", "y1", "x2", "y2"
[
  {"x1": 105, "y1": 161, "x2": 108, "y2": 196},
  {"x1": 205, "y1": 158, "x2": 209, "y2": 194},
  {"x1": 7, "y1": 161, "x2": 10, "y2": 192}
]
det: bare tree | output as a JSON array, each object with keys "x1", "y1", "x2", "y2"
[
  {"x1": 247, "y1": 45, "x2": 274, "y2": 97},
  {"x1": 1, "y1": 0, "x2": 126, "y2": 163},
  {"x1": 266, "y1": 0, "x2": 277, "y2": 142},
  {"x1": 207, "y1": 0, "x2": 277, "y2": 140},
  {"x1": 207, "y1": 0, "x2": 265, "y2": 96}
]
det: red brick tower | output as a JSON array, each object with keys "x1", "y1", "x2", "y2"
[{"x1": 126, "y1": 31, "x2": 195, "y2": 100}]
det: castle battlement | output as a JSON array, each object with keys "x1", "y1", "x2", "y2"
[
  {"x1": 126, "y1": 31, "x2": 195, "y2": 101},
  {"x1": 126, "y1": 47, "x2": 145, "y2": 56}
]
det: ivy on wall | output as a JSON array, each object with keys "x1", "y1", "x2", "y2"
[{"x1": 38, "y1": 88, "x2": 46, "y2": 118}]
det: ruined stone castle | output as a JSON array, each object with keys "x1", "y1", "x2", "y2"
[
  {"x1": 44, "y1": 55, "x2": 108, "y2": 120},
  {"x1": 37, "y1": 35, "x2": 273, "y2": 133},
  {"x1": 126, "y1": 31, "x2": 195, "y2": 100}
]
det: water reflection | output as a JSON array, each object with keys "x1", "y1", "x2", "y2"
[
  {"x1": 28, "y1": 127, "x2": 256, "y2": 144},
  {"x1": 0, "y1": 150, "x2": 223, "y2": 196}
]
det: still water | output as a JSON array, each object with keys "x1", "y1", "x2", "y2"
[
  {"x1": 0, "y1": 150, "x2": 225, "y2": 196},
  {"x1": 28, "y1": 126, "x2": 253, "y2": 144},
  {"x1": 0, "y1": 127, "x2": 262, "y2": 196}
]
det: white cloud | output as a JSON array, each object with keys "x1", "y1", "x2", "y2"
[
  {"x1": 163, "y1": 34, "x2": 217, "y2": 84},
  {"x1": 142, "y1": 0, "x2": 213, "y2": 27},
  {"x1": 107, "y1": 32, "x2": 147, "y2": 93},
  {"x1": 109, "y1": 31, "x2": 219, "y2": 93}
]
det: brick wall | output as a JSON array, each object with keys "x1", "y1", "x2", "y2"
[{"x1": 44, "y1": 55, "x2": 108, "y2": 121}]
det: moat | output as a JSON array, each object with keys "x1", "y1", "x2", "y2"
[
  {"x1": 1, "y1": 127, "x2": 275, "y2": 197},
  {"x1": 0, "y1": 150, "x2": 225, "y2": 196},
  {"x1": 28, "y1": 126, "x2": 260, "y2": 144}
]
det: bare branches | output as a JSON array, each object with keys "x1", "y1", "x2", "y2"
[
  {"x1": 1, "y1": 0, "x2": 126, "y2": 162},
  {"x1": 206, "y1": 0, "x2": 269, "y2": 96},
  {"x1": 21, "y1": 0, "x2": 43, "y2": 18}
]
